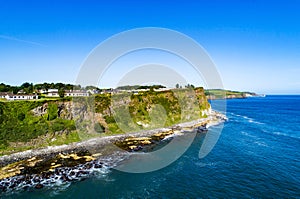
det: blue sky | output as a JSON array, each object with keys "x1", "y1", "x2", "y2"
[{"x1": 0, "y1": 0, "x2": 299, "y2": 94}]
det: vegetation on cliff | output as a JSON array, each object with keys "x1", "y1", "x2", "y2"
[
  {"x1": 0, "y1": 87, "x2": 210, "y2": 155},
  {"x1": 0, "y1": 99, "x2": 77, "y2": 151}
]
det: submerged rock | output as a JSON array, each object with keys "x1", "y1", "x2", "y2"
[{"x1": 35, "y1": 183, "x2": 44, "y2": 189}]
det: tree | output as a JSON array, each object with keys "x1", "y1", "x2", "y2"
[
  {"x1": 20, "y1": 82, "x2": 34, "y2": 94},
  {"x1": 12, "y1": 87, "x2": 20, "y2": 94},
  {"x1": 175, "y1": 83, "x2": 179, "y2": 89},
  {"x1": 21, "y1": 82, "x2": 31, "y2": 89},
  {"x1": 185, "y1": 84, "x2": 195, "y2": 89},
  {"x1": 58, "y1": 89, "x2": 65, "y2": 98},
  {"x1": 73, "y1": 85, "x2": 81, "y2": 90}
]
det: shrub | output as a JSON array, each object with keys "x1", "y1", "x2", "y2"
[{"x1": 48, "y1": 103, "x2": 58, "y2": 120}]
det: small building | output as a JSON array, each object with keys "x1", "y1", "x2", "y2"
[
  {"x1": 154, "y1": 88, "x2": 170, "y2": 92},
  {"x1": 38, "y1": 89, "x2": 47, "y2": 94},
  {"x1": 47, "y1": 89, "x2": 58, "y2": 93},
  {"x1": 65, "y1": 90, "x2": 89, "y2": 97},
  {"x1": 17, "y1": 89, "x2": 26, "y2": 94},
  {"x1": 87, "y1": 89, "x2": 100, "y2": 95},
  {"x1": 47, "y1": 90, "x2": 59, "y2": 97}
]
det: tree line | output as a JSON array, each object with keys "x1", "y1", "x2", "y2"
[{"x1": 0, "y1": 82, "x2": 100, "y2": 94}]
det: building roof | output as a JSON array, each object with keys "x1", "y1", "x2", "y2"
[
  {"x1": 65, "y1": 90, "x2": 88, "y2": 93},
  {"x1": 0, "y1": 92, "x2": 13, "y2": 95}
]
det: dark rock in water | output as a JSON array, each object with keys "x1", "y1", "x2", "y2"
[
  {"x1": 25, "y1": 175, "x2": 31, "y2": 181},
  {"x1": 197, "y1": 125, "x2": 208, "y2": 132},
  {"x1": 79, "y1": 170, "x2": 89, "y2": 176},
  {"x1": 133, "y1": 146, "x2": 143, "y2": 151},
  {"x1": 35, "y1": 183, "x2": 43, "y2": 189},
  {"x1": 0, "y1": 185, "x2": 7, "y2": 192},
  {"x1": 85, "y1": 162, "x2": 93, "y2": 169},
  {"x1": 60, "y1": 174, "x2": 70, "y2": 182},
  {"x1": 79, "y1": 177, "x2": 86, "y2": 182},
  {"x1": 16, "y1": 178, "x2": 22, "y2": 184},
  {"x1": 23, "y1": 185, "x2": 29, "y2": 190},
  {"x1": 94, "y1": 163, "x2": 102, "y2": 168},
  {"x1": 25, "y1": 179, "x2": 31, "y2": 184},
  {"x1": 41, "y1": 172, "x2": 52, "y2": 179},
  {"x1": 70, "y1": 171, "x2": 76, "y2": 176},
  {"x1": 33, "y1": 176, "x2": 40, "y2": 183},
  {"x1": 9, "y1": 183, "x2": 16, "y2": 189}
]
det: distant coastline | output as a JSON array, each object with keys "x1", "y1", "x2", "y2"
[{"x1": 205, "y1": 89, "x2": 264, "y2": 100}]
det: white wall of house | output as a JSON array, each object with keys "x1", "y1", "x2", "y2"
[
  {"x1": 48, "y1": 89, "x2": 58, "y2": 93},
  {"x1": 46, "y1": 92, "x2": 59, "y2": 97},
  {"x1": 0, "y1": 94, "x2": 38, "y2": 100},
  {"x1": 65, "y1": 92, "x2": 89, "y2": 97}
]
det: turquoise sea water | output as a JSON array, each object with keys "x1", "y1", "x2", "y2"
[{"x1": 6, "y1": 95, "x2": 300, "y2": 198}]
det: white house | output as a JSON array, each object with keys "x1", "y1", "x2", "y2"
[
  {"x1": 46, "y1": 90, "x2": 59, "y2": 97},
  {"x1": 87, "y1": 89, "x2": 100, "y2": 95},
  {"x1": 65, "y1": 90, "x2": 89, "y2": 97},
  {"x1": 0, "y1": 92, "x2": 38, "y2": 101},
  {"x1": 17, "y1": 90, "x2": 26, "y2": 94},
  {"x1": 45, "y1": 89, "x2": 89, "y2": 97},
  {"x1": 38, "y1": 89, "x2": 47, "y2": 94}
]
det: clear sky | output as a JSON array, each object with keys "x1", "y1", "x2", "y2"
[{"x1": 0, "y1": 0, "x2": 299, "y2": 94}]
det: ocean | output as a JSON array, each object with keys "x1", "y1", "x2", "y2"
[{"x1": 6, "y1": 95, "x2": 300, "y2": 198}]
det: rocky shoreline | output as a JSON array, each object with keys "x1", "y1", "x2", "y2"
[{"x1": 0, "y1": 111, "x2": 227, "y2": 194}]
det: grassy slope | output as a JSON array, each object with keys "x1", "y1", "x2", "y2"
[{"x1": 0, "y1": 99, "x2": 77, "y2": 153}]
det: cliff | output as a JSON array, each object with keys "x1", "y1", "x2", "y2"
[{"x1": 0, "y1": 88, "x2": 210, "y2": 155}]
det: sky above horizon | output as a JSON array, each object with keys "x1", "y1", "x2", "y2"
[{"x1": 0, "y1": 0, "x2": 299, "y2": 94}]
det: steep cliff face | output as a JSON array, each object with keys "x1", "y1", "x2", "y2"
[
  {"x1": 31, "y1": 102, "x2": 73, "y2": 120},
  {"x1": 0, "y1": 88, "x2": 210, "y2": 152}
]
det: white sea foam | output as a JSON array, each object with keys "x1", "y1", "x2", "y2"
[
  {"x1": 241, "y1": 131, "x2": 257, "y2": 138},
  {"x1": 249, "y1": 119, "x2": 265, "y2": 125},
  {"x1": 229, "y1": 112, "x2": 265, "y2": 125},
  {"x1": 253, "y1": 141, "x2": 269, "y2": 147},
  {"x1": 195, "y1": 161, "x2": 219, "y2": 168},
  {"x1": 272, "y1": 131, "x2": 300, "y2": 139}
]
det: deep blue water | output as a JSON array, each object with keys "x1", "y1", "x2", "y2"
[{"x1": 8, "y1": 95, "x2": 300, "y2": 198}]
